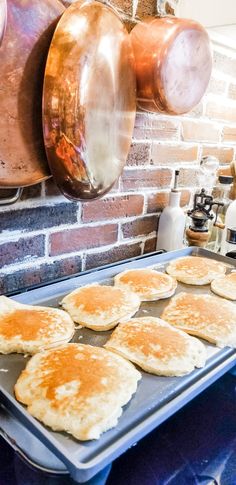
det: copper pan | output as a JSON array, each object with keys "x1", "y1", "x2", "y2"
[
  {"x1": 42, "y1": 0, "x2": 136, "y2": 201},
  {"x1": 130, "y1": 15, "x2": 212, "y2": 115},
  {"x1": 0, "y1": 0, "x2": 64, "y2": 188}
]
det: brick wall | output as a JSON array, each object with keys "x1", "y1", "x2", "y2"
[{"x1": 1, "y1": 0, "x2": 236, "y2": 294}]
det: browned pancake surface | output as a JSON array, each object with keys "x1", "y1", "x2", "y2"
[
  {"x1": 166, "y1": 256, "x2": 226, "y2": 284},
  {"x1": 0, "y1": 309, "x2": 63, "y2": 340},
  {"x1": 71, "y1": 285, "x2": 125, "y2": 316},
  {"x1": 105, "y1": 317, "x2": 206, "y2": 376},
  {"x1": 15, "y1": 343, "x2": 141, "y2": 440},
  {"x1": 161, "y1": 292, "x2": 236, "y2": 347}
]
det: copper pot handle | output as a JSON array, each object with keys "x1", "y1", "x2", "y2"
[{"x1": 0, "y1": 188, "x2": 22, "y2": 206}]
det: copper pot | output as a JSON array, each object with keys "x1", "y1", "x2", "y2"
[
  {"x1": 43, "y1": 1, "x2": 136, "y2": 201},
  {"x1": 0, "y1": 0, "x2": 64, "y2": 188},
  {"x1": 130, "y1": 16, "x2": 212, "y2": 115}
]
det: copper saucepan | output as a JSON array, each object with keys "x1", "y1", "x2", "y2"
[
  {"x1": 43, "y1": 0, "x2": 136, "y2": 201},
  {"x1": 130, "y1": 14, "x2": 212, "y2": 115},
  {"x1": 0, "y1": 0, "x2": 64, "y2": 188}
]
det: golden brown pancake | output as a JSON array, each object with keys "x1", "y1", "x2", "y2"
[
  {"x1": 114, "y1": 268, "x2": 177, "y2": 301},
  {"x1": 166, "y1": 256, "x2": 226, "y2": 285},
  {"x1": 61, "y1": 284, "x2": 140, "y2": 331},
  {"x1": 211, "y1": 272, "x2": 236, "y2": 300},
  {"x1": 0, "y1": 296, "x2": 74, "y2": 354},
  {"x1": 105, "y1": 317, "x2": 206, "y2": 376},
  {"x1": 14, "y1": 343, "x2": 141, "y2": 441},
  {"x1": 161, "y1": 292, "x2": 236, "y2": 348}
]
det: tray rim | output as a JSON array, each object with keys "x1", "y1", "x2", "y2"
[{"x1": 1, "y1": 247, "x2": 236, "y2": 482}]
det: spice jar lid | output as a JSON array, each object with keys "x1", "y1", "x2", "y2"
[
  {"x1": 218, "y1": 175, "x2": 234, "y2": 184},
  {"x1": 226, "y1": 227, "x2": 236, "y2": 244}
]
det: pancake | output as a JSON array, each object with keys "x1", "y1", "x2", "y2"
[
  {"x1": 14, "y1": 343, "x2": 141, "y2": 441},
  {"x1": 114, "y1": 268, "x2": 177, "y2": 301},
  {"x1": 0, "y1": 296, "x2": 74, "y2": 354},
  {"x1": 161, "y1": 292, "x2": 236, "y2": 348},
  {"x1": 105, "y1": 317, "x2": 206, "y2": 376},
  {"x1": 166, "y1": 256, "x2": 226, "y2": 285},
  {"x1": 61, "y1": 284, "x2": 140, "y2": 331},
  {"x1": 211, "y1": 272, "x2": 236, "y2": 300}
]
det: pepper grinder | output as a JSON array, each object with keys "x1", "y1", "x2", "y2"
[{"x1": 186, "y1": 189, "x2": 223, "y2": 248}]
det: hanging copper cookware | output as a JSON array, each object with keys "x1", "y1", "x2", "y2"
[
  {"x1": 43, "y1": 0, "x2": 136, "y2": 201},
  {"x1": 0, "y1": 0, "x2": 64, "y2": 188},
  {"x1": 130, "y1": 7, "x2": 212, "y2": 115}
]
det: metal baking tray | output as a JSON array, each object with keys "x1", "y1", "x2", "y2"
[{"x1": 0, "y1": 247, "x2": 236, "y2": 482}]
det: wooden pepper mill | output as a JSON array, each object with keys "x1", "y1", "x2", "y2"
[{"x1": 186, "y1": 189, "x2": 223, "y2": 248}]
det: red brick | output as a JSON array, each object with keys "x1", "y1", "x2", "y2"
[
  {"x1": 136, "y1": 0, "x2": 156, "y2": 17},
  {"x1": 178, "y1": 168, "x2": 199, "y2": 187},
  {"x1": 109, "y1": 179, "x2": 120, "y2": 193},
  {"x1": 82, "y1": 195, "x2": 144, "y2": 222},
  {"x1": 45, "y1": 178, "x2": 62, "y2": 197},
  {"x1": 85, "y1": 242, "x2": 142, "y2": 270},
  {"x1": 0, "y1": 256, "x2": 82, "y2": 295},
  {"x1": 0, "y1": 203, "x2": 78, "y2": 232},
  {"x1": 22, "y1": 257, "x2": 82, "y2": 290},
  {"x1": 206, "y1": 100, "x2": 236, "y2": 123},
  {"x1": 21, "y1": 183, "x2": 42, "y2": 200},
  {"x1": 122, "y1": 215, "x2": 157, "y2": 238},
  {"x1": 213, "y1": 51, "x2": 236, "y2": 78},
  {"x1": 0, "y1": 235, "x2": 45, "y2": 269},
  {"x1": 147, "y1": 190, "x2": 191, "y2": 213},
  {"x1": 143, "y1": 237, "x2": 157, "y2": 254},
  {"x1": 109, "y1": 0, "x2": 133, "y2": 15},
  {"x1": 184, "y1": 102, "x2": 204, "y2": 118},
  {"x1": 181, "y1": 120, "x2": 220, "y2": 142},
  {"x1": 121, "y1": 168, "x2": 172, "y2": 190},
  {"x1": 61, "y1": 0, "x2": 133, "y2": 13},
  {"x1": 133, "y1": 114, "x2": 180, "y2": 141},
  {"x1": 201, "y1": 145, "x2": 234, "y2": 163},
  {"x1": 151, "y1": 143, "x2": 198, "y2": 165},
  {"x1": 223, "y1": 126, "x2": 236, "y2": 143},
  {"x1": 207, "y1": 77, "x2": 227, "y2": 95},
  {"x1": 127, "y1": 142, "x2": 151, "y2": 166},
  {"x1": 123, "y1": 19, "x2": 136, "y2": 34},
  {"x1": 228, "y1": 83, "x2": 236, "y2": 100},
  {"x1": 50, "y1": 224, "x2": 118, "y2": 256}
]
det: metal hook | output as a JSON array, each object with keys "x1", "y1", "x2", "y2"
[{"x1": 0, "y1": 188, "x2": 23, "y2": 206}]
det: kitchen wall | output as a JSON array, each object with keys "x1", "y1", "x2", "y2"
[{"x1": 1, "y1": 0, "x2": 236, "y2": 294}]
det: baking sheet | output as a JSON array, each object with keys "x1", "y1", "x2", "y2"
[{"x1": 0, "y1": 247, "x2": 236, "y2": 482}]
